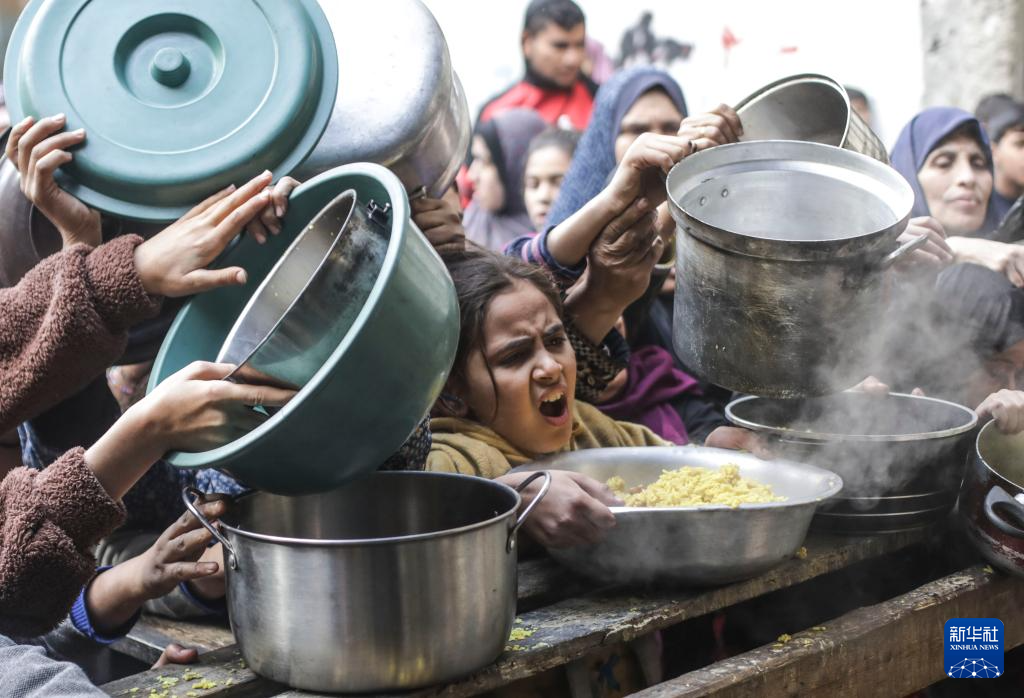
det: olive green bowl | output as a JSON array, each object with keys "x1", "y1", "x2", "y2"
[{"x1": 148, "y1": 163, "x2": 459, "y2": 494}]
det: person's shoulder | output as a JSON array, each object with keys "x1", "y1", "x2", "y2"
[{"x1": 478, "y1": 79, "x2": 535, "y2": 122}]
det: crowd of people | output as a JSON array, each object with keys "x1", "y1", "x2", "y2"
[{"x1": 2, "y1": 0, "x2": 1024, "y2": 694}]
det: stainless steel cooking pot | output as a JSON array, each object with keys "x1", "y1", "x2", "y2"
[
  {"x1": 736, "y1": 73, "x2": 888, "y2": 164},
  {"x1": 727, "y1": 392, "x2": 978, "y2": 534},
  {"x1": 183, "y1": 471, "x2": 551, "y2": 693},
  {"x1": 961, "y1": 421, "x2": 1024, "y2": 576},
  {"x1": 514, "y1": 447, "x2": 841, "y2": 586},
  {"x1": 293, "y1": 0, "x2": 471, "y2": 198},
  {"x1": 667, "y1": 140, "x2": 917, "y2": 397}
]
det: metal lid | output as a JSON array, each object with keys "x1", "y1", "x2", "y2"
[{"x1": 4, "y1": 0, "x2": 338, "y2": 222}]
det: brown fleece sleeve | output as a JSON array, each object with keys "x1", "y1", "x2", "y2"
[
  {"x1": 0, "y1": 448, "x2": 125, "y2": 637},
  {"x1": 0, "y1": 236, "x2": 161, "y2": 433}
]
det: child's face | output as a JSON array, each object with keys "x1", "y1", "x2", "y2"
[
  {"x1": 524, "y1": 145, "x2": 572, "y2": 230},
  {"x1": 458, "y1": 281, "x2": 577, "y2": 456},
  {"x1": 994, "y1": 126, "x2": 1024, "y2": 189}
]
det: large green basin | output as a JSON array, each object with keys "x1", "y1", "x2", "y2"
[{"x1": 148, "y1": 163, "x2": 458, "y2": 494}]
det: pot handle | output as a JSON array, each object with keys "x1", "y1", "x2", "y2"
[
  {"x1": 508, "y1": 471, "x2": 552, "y2": 552},
  {"x1": 182, "y1": 486, "x2": 239, "y2": 570},
  {"x1": 984, "y1": 485, "x2": 1024, "y2": 538},
  {"x1": 878, "y1": 233, "x2": 928, "y2": 270}
]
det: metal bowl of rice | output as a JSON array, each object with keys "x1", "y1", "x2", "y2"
[{"x1": 513, "y1": 446, "x2": 842, "y2": 586}]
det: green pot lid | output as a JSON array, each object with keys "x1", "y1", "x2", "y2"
[{"x1": 4, "y1": 0, "x2": 338, "y2": 222}]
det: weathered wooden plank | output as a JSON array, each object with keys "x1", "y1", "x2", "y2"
[
  {"x1": 114, "y1": 615, "x2": 235, "y2": 665},
  {"x1": 631, "y1": 565, "x2": 1024, "y2": 698},
  {"x1": 102, "y1": 645, "x2": 281, "y2": 698},
  {"x1": 276, "y1": 530, "x2": 928, "y2": 698},
  {"x1": 517, "y1": 556, "x2": 602, "y2": 613}
]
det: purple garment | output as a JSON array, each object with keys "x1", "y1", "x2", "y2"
[{"x1": 599, "y1": 345, "x2": 699, "y2": 444}]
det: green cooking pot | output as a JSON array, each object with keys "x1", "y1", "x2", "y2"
[{"x1": 148, "y1": 163, "x2": 458, "y2": 494}]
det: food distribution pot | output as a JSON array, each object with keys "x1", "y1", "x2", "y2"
[
  {"x1": 728, "y1": 392, "x2": 978, "y2": 534},
  {"x1": 515, "y1": 447, "x2": 841, "y2": 585},
  {"x1": 667, "y1": 140, "x2": 917, "y2": 397},
  {"x1": 184, "y1": 471, "x2": 550, "y2": 693},
  {"x1": 735, "y1": 73, "x2": 888, "y2": 163},
  {"x1": 961, "y1": 421, "x2": 1024, "y2": 576}
]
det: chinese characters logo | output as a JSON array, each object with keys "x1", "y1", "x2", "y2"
[{"x1": 944, "y1": 619, "x2": 1004, "y2": 678}]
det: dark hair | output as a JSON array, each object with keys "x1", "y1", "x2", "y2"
[
  {"x1": 440, "y1": 244, "x2": 564, "y2": 384},
  {"x1": 523, "y1": 0, "x2": 585, "y2": 36},
  {"x1": 526, "y1": 127, "x2": 581, "y2": 164},
  {"x1": 976, "y1": 93, "x2": 1016, "y2": 127},
  {"x1": 845, "y1": 86, "x2": 869, "y2": 106}
]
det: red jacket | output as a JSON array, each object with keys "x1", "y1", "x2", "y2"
[
  {"x1": 479, "y1": 75, "x2": 596, "y2": 131},
  {"x1": 459, "y1": 70, "x2": 597, "y2": 207}
]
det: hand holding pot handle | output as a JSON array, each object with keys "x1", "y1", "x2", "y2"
[
  {"x1": 984, "y1": 485, "x2": 1024, "y2": 538},
  {"x1": 182, "y1": 486, "x2": 238, "y2": 569},
  {"x1": 879, "y1": 234, "x2": 929, "y2": 270},
  {"x1": 509, "y1": 471, "x2": 552, "y2": 552}
]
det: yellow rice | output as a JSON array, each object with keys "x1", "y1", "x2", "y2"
[{"x1": 607, "y1": 464, "x2": 784, "y2": 508}]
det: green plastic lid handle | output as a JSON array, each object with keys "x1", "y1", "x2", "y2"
[{"x1": 150, "y1": 47, "x2": 191, "y2": 87}]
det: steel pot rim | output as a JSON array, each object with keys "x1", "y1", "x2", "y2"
[
  {"x1": 666, "y1": 140, "x2": 914, "y2": 261},
  {"x1": 186, "y1": 471, "x2": 552, "y2": 549},
  {"x1": 976, "y1": 419, "x2": 1024, "y2": 487},
  {"x1": 726, "y1": 392, "x2": 979, "y2": 443}
]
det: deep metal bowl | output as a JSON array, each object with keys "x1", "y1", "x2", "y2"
[
  {"x1": 727, "y1": 393, "x2": 978, "y2": 534},
  {"x1": 216, "y1": 189, "x2": 389, "y2": 390},
  {"x1": 514, "y1": 447, "x2": 842, "y2": 586},
  {"x1": 961, "y1": 422, "x2": 1024, "y2": 576},
  {"x1": 735, "y1": 73, "x2": 888, "y2": 164}
]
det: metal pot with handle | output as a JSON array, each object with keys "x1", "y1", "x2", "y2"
[
  {"x1": 667, "y1": 140, "x2": 918, "y2": 398},
  {"x1": 961, "y1": 421, "x2": 1024, "y2": 576},
  {"x1": 183, "y1": 471, "x2": 551, "y2": 693}
]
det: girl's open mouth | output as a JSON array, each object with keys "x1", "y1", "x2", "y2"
[{"x1": 539, "y1": 390, "x2": 569, "y2": 426}]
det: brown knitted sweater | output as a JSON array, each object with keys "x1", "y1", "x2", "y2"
[
  {"x1": 0, "y1": 236, "x2": 160, "y2": 635},
  {"x1": 0, "y1": 235, "x2": 160, "y2": 433},
  {"x1": 0, "y1": 449, "x2": 125, "y2": 636}
]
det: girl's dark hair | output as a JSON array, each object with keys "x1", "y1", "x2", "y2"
[
  {"x1": 526, "y1": 127, "x2": 581, "y2": 161},
  {"x1": 440, "y1": 244, "x2": 564, "y2": 383}
]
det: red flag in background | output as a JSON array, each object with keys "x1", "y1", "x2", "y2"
[
  {"x1": 722, "y1": 26, "x2": 739, "y2": 67},
  {"x1": 722, "y1": 26, "x2": 740, "y2": 51}
]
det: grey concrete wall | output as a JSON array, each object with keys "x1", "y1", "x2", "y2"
[{"x1": 921, "y1": 0, "x2": 1024, "y2": 111}]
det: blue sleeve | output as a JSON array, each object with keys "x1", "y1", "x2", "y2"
[{"x1": 68, "y1": 567, "x2": 141, "y2": 645}]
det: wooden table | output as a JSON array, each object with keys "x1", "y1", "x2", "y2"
[{"x1": 101, "y1": 528, "x2": 1024, "y2": 698}]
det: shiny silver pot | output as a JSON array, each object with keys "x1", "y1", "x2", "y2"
[
  {"x1": 293, "y1": 0, "x2": 471, "y2": 197},
  {"x1": 728, "y1": 393, "x2": 977, "y2": 534},
  {"x1": 515, "y1": 447, "x2": 841, "y2": 586},
  {"x1": 961, "y1": 421, "x2": 1024, "y2": 576},
  {"x1": 667, "y1": 140, "x2": 917, "y2": 397},
  {"x1": 184, "y1": 471, "x2": 550, "y2": 693},
  {"x1": 736, "y1": 73, "x2": 888, "y2": 164}
]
